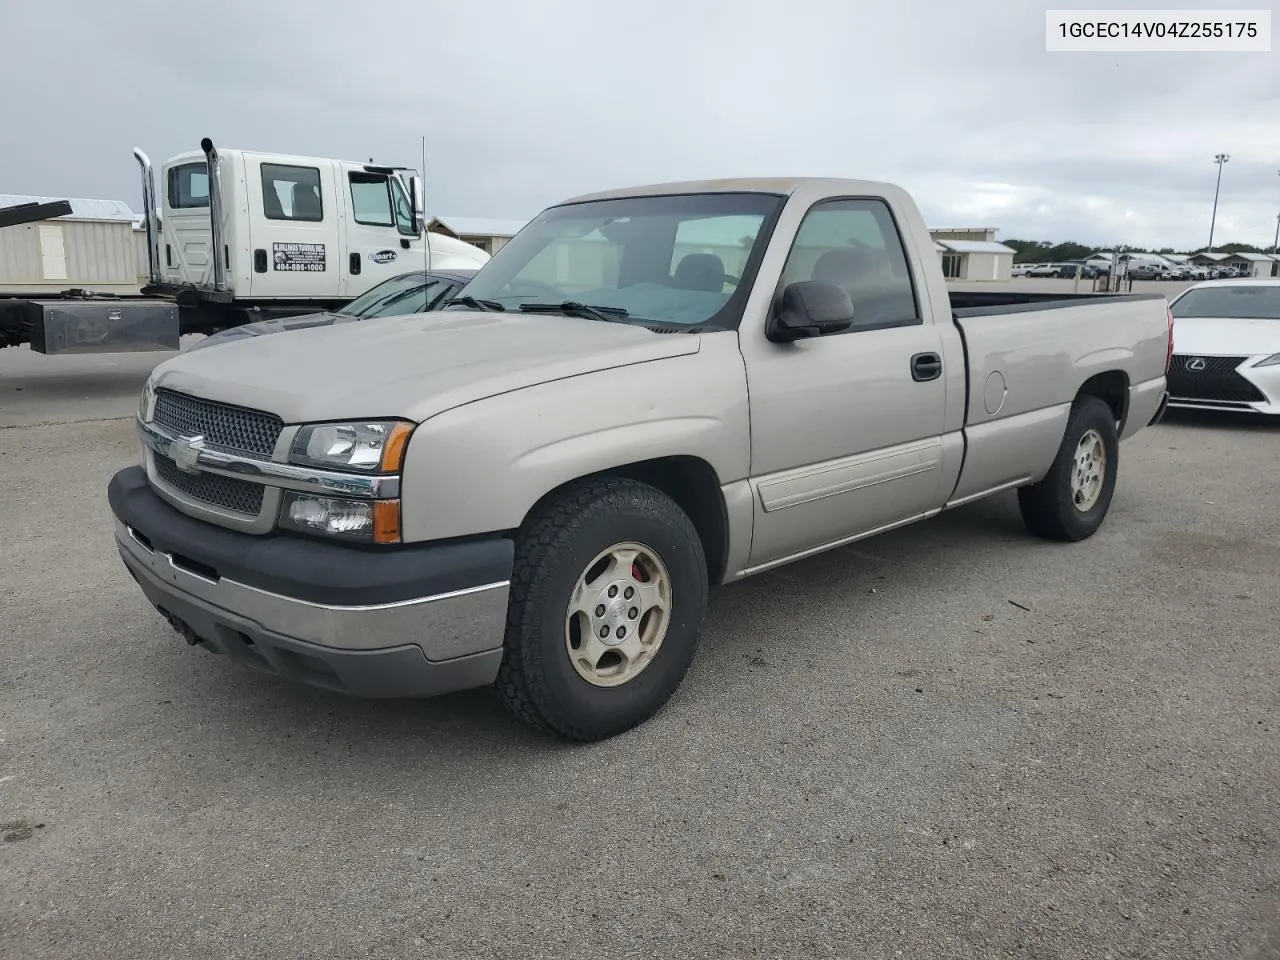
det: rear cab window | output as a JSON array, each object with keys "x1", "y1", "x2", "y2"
[{"x1": 167, "y1": 163, "x2": 209, "y2": 209}]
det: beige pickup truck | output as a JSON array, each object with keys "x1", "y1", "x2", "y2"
[{"x1": 109, "y1": 177, "x2": 1172, "y2": 740}]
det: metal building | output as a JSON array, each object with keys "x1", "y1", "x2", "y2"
[
  {"x1": 934, "y1": 238, "x2": 1016, "y2": 281},
  {"x1": 0, "y1": 194, "x2": 141, "y2": 295},
  {"x1": 426, "y1": 216, "x2": 527, "y2": 256}
]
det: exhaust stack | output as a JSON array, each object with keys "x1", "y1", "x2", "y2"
[
  {"x1": 200, "y1": 137, "x2": 226, "y2": 292},
  {"x1": 132, "y1": 148, "x2": 161, "y2": 286}
]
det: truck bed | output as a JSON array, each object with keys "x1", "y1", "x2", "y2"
[
  {"x1": 943, "y1": 290, "x2": 1172, "y2": 505},
  {"x1": 949, "y1": 290, "x2": 1167, "y2": 318}
]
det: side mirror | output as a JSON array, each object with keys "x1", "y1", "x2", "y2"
[
  {"x1": 766, "y1": 281, "x2": 855, "y2": 342},
  {"x1": 408, "y1": 175, "x2": 425, "y2": 236}
]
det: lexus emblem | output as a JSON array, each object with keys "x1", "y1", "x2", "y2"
[
  {"x1": 1186, "y1": 357, "x2": 1208, "y2": 372},
  {"x1": 170, "y1": 435, "x2": 205, "y2": 474}
]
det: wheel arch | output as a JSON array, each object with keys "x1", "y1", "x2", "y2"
[
  {"x1": 1075, "y1": 369, "x2": 1130, "y2": 431},
  {"x1": 518, "y1": 455, "x2": 731, "y2": 587}
]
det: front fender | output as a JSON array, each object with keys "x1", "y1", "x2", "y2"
[{"x1": 398, "y1": 334, "x2": 751, "y2": 543}]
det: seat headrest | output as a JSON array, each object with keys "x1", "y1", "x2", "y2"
[
  {"x1": 291, "y1": 182, "x2": 322, "y2": 219},
  {"x1": 673, "y1": 253, "x2": 726, "y2": 293},
  {"x1": 811, "y1": 249, "x2": 864, "y2": 283}
]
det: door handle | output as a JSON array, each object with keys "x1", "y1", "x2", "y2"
[
  {"x1": 349, "y1": 252, "x2": 361, "y2": 275},
  {"x1": 253, "y1": 249, "x2": 267, "y2": 273},
  {"x1": 911, "y1": 352, "x2": 942, "y2": 382}
]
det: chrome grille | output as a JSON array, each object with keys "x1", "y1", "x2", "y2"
[
  {"x1": 153, "y1": 453, "x2": 266, "y2": 516},
  {"x1": 153, "y1": 389, "x2": 283, "y2": 456}
]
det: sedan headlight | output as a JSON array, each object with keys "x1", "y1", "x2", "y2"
[
  {"x1": 290, "y1": 420, "x2": 413, "y2": 473},
  {"x1": 279, "y1": 491, "x2": 401, "y2": 543},
  {"x1": 1255, "y1": 353, "x2": 1280, "y2": 368}
]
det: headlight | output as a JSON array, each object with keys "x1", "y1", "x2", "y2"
[
  {"x1": 290, "y1": 420, "x2": 413, "y2": 473},
  {"x1": 279, "y1": 491, "x2": 402, "y2": 543},
  {"x1": 138, "y1": 379, "x2": 155, "y2": 422},
  {"x1": 1255, "y1": 354, "x2": 1280, "y2": 368}
]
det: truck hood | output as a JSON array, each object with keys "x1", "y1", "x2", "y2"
[
  {"x1": 152, "y1": 311, "x2": 703, "y2": 424},
  {"x1": 184, "y1": 311, "x2": 354, "y2": 352},
  {"x1": 1173, "y1": 316, "x2": 1280, "y2": 357}
]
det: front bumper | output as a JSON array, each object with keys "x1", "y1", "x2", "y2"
[
  {"x1": 1166, "y1": 354, "x2": 1280, "y2": 416},
  {"x1": 108, "y1": 466, "x2": 514, "y2": 698}
]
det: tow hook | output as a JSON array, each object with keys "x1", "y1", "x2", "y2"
[{"x1": 155, "y1": 605, "x2": 201, "y2": 646}]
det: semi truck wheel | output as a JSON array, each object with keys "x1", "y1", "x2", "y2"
[
  {"x1": 1017, "y1": 396, "x2": 1119, "y2": 542},
  {"x1": 496, "y1": 477, "x2": 709, "y2": 741}
]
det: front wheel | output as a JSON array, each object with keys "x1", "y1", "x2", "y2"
[
  {"x1": 1017, "y1": 396, "x2": 1119, "y2": 542},
  {"x1": 495, "y1": 478, "x2": 709, "y2": 741}
]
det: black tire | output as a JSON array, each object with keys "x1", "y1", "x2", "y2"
[
  {"x1": 1017, "y1": 396, "x2": 1119, "y2": 542},
  {"x1": 495, "y1": 477, "x2": 709, "y2": 741}
]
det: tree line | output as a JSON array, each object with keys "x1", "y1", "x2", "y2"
[{"x1": 1003, "y1": 239, "x2": 1276, "y2": 263}]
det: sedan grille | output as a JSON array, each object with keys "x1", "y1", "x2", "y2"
[
  {"x1": 153, "y1": 389, "x2": 283, "y2": 456},
  {"x1": 153, "y1": 453, "x2": 266, "y2": 516},
  {"x1": 1167, "y1": 355, "x2": 1265, "y2": 404}
]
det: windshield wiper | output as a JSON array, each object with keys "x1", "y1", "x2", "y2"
[
  {"x1": 518, "y1": 301, "x2": 630, "y2": 324},
  {"x1": 444, "y1": 296, "x2": 506, "y2": 312}
]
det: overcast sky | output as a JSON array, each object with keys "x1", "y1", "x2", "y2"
[{"x1": 4, "y1": 0, "x2": 1278, "y2": 250}]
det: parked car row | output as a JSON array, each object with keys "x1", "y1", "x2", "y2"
[
  {"x1": 1013, "y1": 259, "x2": 1263, "y2": 282},
  {"x1": 1011, "y1": 261, "x2": 1104, "y2": 279}
]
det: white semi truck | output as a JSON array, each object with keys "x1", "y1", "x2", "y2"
[{"x1": 0, "y1": 139, "x2": 490, "y2": 354}]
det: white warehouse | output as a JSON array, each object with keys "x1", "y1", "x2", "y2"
[
  {"x1": 0, "y1": 194, "x2": 142, "y2": 295},
  {"x1": 929, "y1": 227, "x2": 1016, "y2": 281}
]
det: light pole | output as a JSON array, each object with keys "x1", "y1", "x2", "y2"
[
  {"x1": 1208, "y1": 153, "x2": 1229, "y2": 252},
  {"x1": 1274, "y1": 170, "x2": 1280, "y2": 258}
]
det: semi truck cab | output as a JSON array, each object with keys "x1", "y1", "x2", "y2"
[{"x1": 140, "y1": 140, "x2": 490, "y2": 314}]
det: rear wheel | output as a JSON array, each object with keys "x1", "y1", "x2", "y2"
[
  {"x1": 495, "y1": 477, "x2": 709, "y2": 741},
  {"x1": 1018, "y1": 396, "x2": 1119, "y2": 542}
]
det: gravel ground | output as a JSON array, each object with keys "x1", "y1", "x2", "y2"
[{"x1": 2, "y1": 349, "x2": 1278, "y2": 960}]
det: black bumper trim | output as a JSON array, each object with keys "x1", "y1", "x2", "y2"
[
  {"x1": 1148, "y1": 391, "x2": 1169, "y2": 426},
  {"x1": 108, "y1": 466, "x2": 514, "y2": 607}
]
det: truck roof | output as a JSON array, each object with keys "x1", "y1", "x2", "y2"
[
  {"x1": 163, "y1": 147, "x2": 409, "y2": 170},
  {"x1": 560, "y1": 177, "x2": 901, "y2": 205}
]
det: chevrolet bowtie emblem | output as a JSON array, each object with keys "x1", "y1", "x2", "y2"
[{"x1": 171, "y1": 434, "x2": 206, "y2": 474}]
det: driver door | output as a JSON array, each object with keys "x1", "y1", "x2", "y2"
[
  {"x1": 339, "y1": 164, "x2": 419, "y2": 297},
  {"x1": 738, "y1": 198, "x2": 957, "y2": 568}
]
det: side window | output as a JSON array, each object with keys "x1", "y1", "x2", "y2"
[
  {"x1": 167, "y1": 163, "x2": 209, "y2": 209},
  {"x1": 781, "y1": 198, "x2": 920, "y2": 331},
  {"x1": 348, "y1": 173, "x2": 393, "y2": 226},
  {"x1": 261, "y1": 163, "x2": 323, "y2": 222},
  {"x1": 389, "y1": 178, "x2": 417, "y2": 237}
]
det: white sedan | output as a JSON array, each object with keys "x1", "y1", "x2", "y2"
[{"x1": 1167, "y1": 279, "x2": 1280, "y2": 415}]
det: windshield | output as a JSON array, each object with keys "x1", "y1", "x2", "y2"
[
  {"x1": 339, "y1": 273, "x2": 444, "y2": 318},
  {"x1": 1171, "y1": 285, "x2": 1280, "y2": 320},
  {"x1": 452, "y1": 192, "x2": 785, "y2": 328}
]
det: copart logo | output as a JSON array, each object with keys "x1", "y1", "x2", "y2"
[{"x1": 368, "y1": 250, "x2": 397, "y2": 264}]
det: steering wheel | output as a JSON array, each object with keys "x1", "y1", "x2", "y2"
[{"x1": 499, "y1": 278, "x2": 565, "y2": 300}]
